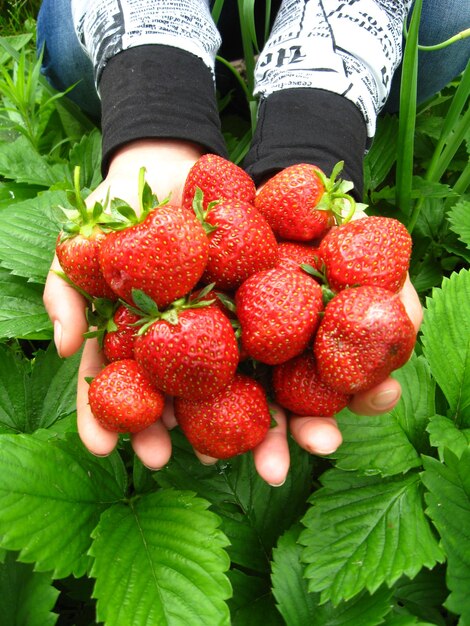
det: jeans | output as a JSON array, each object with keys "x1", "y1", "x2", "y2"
[{"x1": 37, "y1": 0, "x2": 469, "y2": 120}]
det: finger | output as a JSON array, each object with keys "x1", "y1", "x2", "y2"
[
  {"x1": 161, "y1": 396, "x2": 178, "y2": 430},
  {"x1": 131, "y1": 421, "x2": 173, "y2": 470},
  {"x1": 43, "y1": 256, "x2": 88, "y2": 357},
  {"x1": 348, "y1": 376, "x2": 402, "y2": 416},
  {"x1": 194, "y1": 450, "x2": 219, "y2": 465},
  {"x1": 252, "y1": 404, "x2": 290, "y2": 486},
  {"x1": 399, "y1": 274, "x2": 423, "y2": 333},
  {"x1": 289, "y1": 415, "x2": 343, "y2": 456},
  {"x1": 77, "y1": 339, "x2": 119, "y2": 456}
]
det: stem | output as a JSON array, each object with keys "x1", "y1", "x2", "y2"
[
  {"x1": 215, "y1": 55, "x2": 251, "y2": 103},
  {"x1": 403, "y1": 22, "x2": 470, "y2": 51}
]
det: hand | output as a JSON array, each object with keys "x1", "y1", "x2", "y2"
[
  {"x1": 191, "y1": 275, "x2": 422, "y2": 487},
  {"x1": 43, "y1": 139, "x2": 205, "y2": 466}
]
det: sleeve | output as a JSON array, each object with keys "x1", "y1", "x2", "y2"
[
  {"x1": 71, "y1": 0, "x2": 227, "y2": 172},
  {"x1": 244, "y1": 0, "x2": 412, "y2": 196}
]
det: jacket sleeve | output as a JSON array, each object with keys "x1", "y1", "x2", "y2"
[
  {"x1": 244, "y1": 0, "x2": 412, "y2": 195},
  {"x1": 71, "y1": 0, "x2": 227, "y2": 172}
]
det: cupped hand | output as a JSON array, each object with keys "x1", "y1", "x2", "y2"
[{"x1": 43, "y1": 139, "x2": 205, "y2": 466}]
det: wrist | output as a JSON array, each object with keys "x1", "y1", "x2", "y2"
[{"x1": 107, "y1": 139, "x2": 205, "y2": 176}]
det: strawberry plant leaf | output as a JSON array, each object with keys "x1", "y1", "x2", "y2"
[
  {"x1": 421, "y1": 268, "x2": 470, "y2": 427},
  {"x1": 394, "y1": 565, "x2": 449, "y2": 626},
  {"x1": 0, "y1": 190, "x2": 66, "y2": 283},
  {"x1": 300, "y1": 469, "x2": 444, "y2": 606},
  {"x1": 448, "y1": 198, "x2": 470, "y2": 249},
  {"x1": 427, "y1": 414, "x2": 470, "y2": 460},
  {"x1": 0, "y1": 136, "x2": 69, "y2": 186},
  {"x1": 28, "y1": 344, "x2": 81, "y2": 431},
  {"x1": 228, "y1": 568, "x2": 283, "y2": 625},
  {"x1": 390, "y1": 354, "x2": 435, "y2": 453},
  {"x1": 0, "y1": 550, "x2": 59, "y2": 626},
  {"x1": 332, "y1": 354, "x2": 432, "y2": 475},
  {"x1": 333, "y1": 407, "x2": 421, "y2": 477},
  {"x1": 422, "y1": 449, "x2": 470, "y2": 624},
  {"x1": 156, "y1": 429, "x2": 313, "y2": 573},
  {"x1": 90, "y1": 490, "x2": 231, "y2": 626},
  {"x1": 272, "y1": 525, "x2": 395, "y2": 626},
  {"x1": 0, "y1": 342, "x2": 80, "y2": 433},
  {"x1": 0, "y1": 432, "x2": 125, "y2": 579},
  {"x1": 0, "y1": 269, "x2": 52, "y2": 339}
]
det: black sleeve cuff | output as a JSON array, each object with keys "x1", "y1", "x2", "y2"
[
  {"x1": 99, "y1": 45, "x2": 228, "y2": 174},
  {"x1": 243, "y1": 89, "x2": 367, "y2": 199}
]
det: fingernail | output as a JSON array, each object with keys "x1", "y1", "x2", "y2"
[
  {"x1": 371, "y1": 389, "x2": 400, "y2": 410},
  {"x1": 317, "y1": 448, "x2": 338, "y2": 456},
  {"x1": 54, "y1": 320, "x2": 63, "y2": 358},
  {"x1": 268, "y1": 478, "x2": 286, "y2": 488}
]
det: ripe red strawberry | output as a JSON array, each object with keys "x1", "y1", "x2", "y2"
[
  {"x1": 193, "y1": 192, "x2": 279, "y2": 290},
  {"x1": 88, "y1": 359, "x2": 165, "y2": 433},
  {"x1": 55, "y1": 167, "x2": 116, "y2": 299},
  {"x1": 276, "y1": 241, "x2": 321, "y2": 274},
  {"x1": 99, "y1": 202, "x2": 209, "y2": 307},
  {"x1": 56, "y1": 230, "x2": 117, "y2": 299},
  {"x1": 314, "y1": 286, "x2": 416, "y2": 394},
  {"x1": 133, "y1": 300, "x2": 239, "y2": 400},
  {"x1": 254, "y1": 162, "x2": 355, "y2": 242},
  {"x1": 318, "y1": 216, "x2": 412, "y2": 293},
  {"x1": 103, "y1": 305, "x2": 140, "y2": 362},
  {"x1": 235, "y1": 266, "x2": 324, "y2": 365},
  {"x1": 174, "y1": 373, "x2": 271, "y2": 458},
  {"x1": 272, "y1": 352, "x2": 351, "y2": 416},
  {"x1": 182, "y1": 153, "x2": 256, "y2": 211}
]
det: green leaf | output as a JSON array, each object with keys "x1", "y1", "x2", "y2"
[
  {"x1": 228, "y1": 569, "x2": 284, "y2": 626},
  {"x1": 394, "y1": 566, "x2": 449, "y2": 626},
  {"x1": 363, "y1": 114, "x2": 398, "y2": 193},
  {"x1": 448, "y1": 198, "x2": 470, "y2": 249},
  {"x1": 391, "y1": 354, "x2": 435, "y2": 453},
  {"x1": 272, "y1": 525, "x2": 395, "y2": 626},
  {"x1": 421, "y1": 269, "x2": 470, "y2": 426},
  {"x1": 332, "y1": 355, "x2": 432, "y2": 476},
  {"x1": 0, "y1": 432, "x2": 125, "y2": 578},
  {"x1": 28, "y1": 344, "x2": 82, "y2": 430},
  {"x1": 0, "y1": 550, "x2": 59, "y2": 626},
  {"x1": 68, "y1": 128, "x2": 102, "y2": 190},
  {"x1": 334, "y1": 407, "x2": 421, "y2": 476},
  {"x1": 0, "y1": 181, "x2": 44, "y2": 210},
  {"x1": 0, "y1": 190, "x2": 66, "y2": 283},
  {"x1": 300, "y1": 469, "x2": 444, "y2": 606},
  {"x1": 156, "y1": 429, "x2": 313, "y2": 572},
  {"x1": 0, "y1": 342, "x2": 80, "y2": 434},
  {"x1": 422, "y1": 449, "x2": 470, "y2": 623},
  {"x1": 90, "y1": 490, "x2": 231, "y2": 626},
  {"x1": 0, "y1": 136, "x2": 69, "y2": 186},
  {"x1": 0, "y1": 269, "x2": 52, "y2": 339},
  {"x1": 427, "y1": 414, "x2": 470, "y2": 460}
]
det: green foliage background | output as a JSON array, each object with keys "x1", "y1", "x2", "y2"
[{"x1": 0, "y1": 2, "x2": 469, "y2": 625}]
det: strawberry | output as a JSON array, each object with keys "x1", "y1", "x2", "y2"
[
  {"x1": 192, "y1": 191, "x2": 279, "y2": 290},
  {"x1": 314, "y1": 286, "x2": 416, "y2": 394},
  {"x1": 174, "y1": 373, "x2": 271, "y2": 458},
  {"x1": 102, "y1": 304, "x2": 140, "y2": 362},
  {"x1": 276, "y1": 241, "x2": 321, "y2": 274},
  {"x1": 182, "y1": 153, "x2": 256, "y2": 211},
  {"x1": 272, "y1": 352, "x2": 351, "y2": 416},
  {"x1": 55, "y1": 167, "x2": 116, "y2": 299},
  {"x1": 254, "y1": 161, "x2": 355, "y2": 242},
  {"x1": 235, "y1": 266, "x2": 324, "y2": 365},
  {"x1": 133, "y1": 292, "x2": 239, "y2": 400},
  {"x1": 98, "y1": 193, "x2": 209, "y2": 307},
  {"x1": 318, "y1": 216, "x2": 412, "y2": 293},
  {"x1": 88, "y1": 359, "x2": 165, "y2": 433}
]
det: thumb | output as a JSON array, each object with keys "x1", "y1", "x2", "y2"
[{"x1": 43, "y1": 255, "x2": 89, "y2": 357}]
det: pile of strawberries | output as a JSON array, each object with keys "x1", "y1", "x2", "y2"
[{"x1": 56, "y1": 155, "x2": 415, "y2": 459}]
